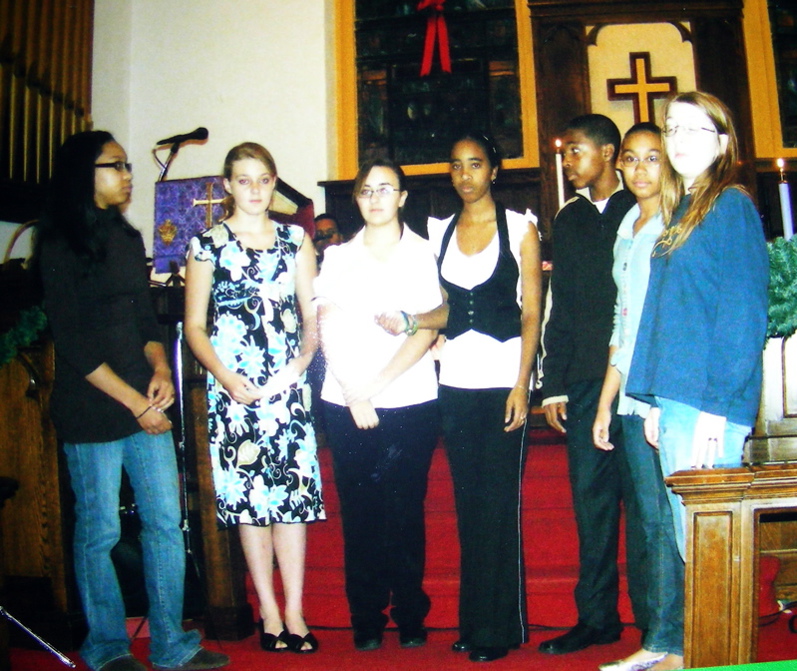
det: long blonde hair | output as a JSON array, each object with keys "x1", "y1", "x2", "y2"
[{"x1": 656, "y1": 91, "x2": 746, "y2": 254}]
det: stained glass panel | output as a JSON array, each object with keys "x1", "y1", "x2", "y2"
[{"x1": 355, "y1": 2, "x2": 522, "y2": 165}]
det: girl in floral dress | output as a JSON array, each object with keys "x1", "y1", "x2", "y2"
[{"x1": 185, "y1": 142, "x2": 323, "y2": 654}]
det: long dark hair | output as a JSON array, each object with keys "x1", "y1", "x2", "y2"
[{"x1": 35, "y1": 130, "x2": 137, "y2": 269}]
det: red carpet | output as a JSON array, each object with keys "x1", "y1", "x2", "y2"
[
  {"x1": 293, "y1": 425, "x2": 633, "y2": 630},
  {"x1": 11, "y1": 426, "x2": 797, "y2": 669}
]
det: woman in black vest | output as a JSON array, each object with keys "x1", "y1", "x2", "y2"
[{"x1": 379, "y1": 132, "x2": 542, "y2": 662}]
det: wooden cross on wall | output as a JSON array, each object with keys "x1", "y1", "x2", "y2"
[{"x1": 607, "y1": 52, "x2": 677, "y2": 124}]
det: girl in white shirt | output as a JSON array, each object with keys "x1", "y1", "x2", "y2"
[{"x1": 316, "y1": 159, "x2": 442, "y2": 652}]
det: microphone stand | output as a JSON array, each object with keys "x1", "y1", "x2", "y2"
[
  {"x1": 154, "y1": 142, "x2": 182, "y2": 182},
  {"x1": 0, "y1": 606, "x2": 76, "y2": 667}
]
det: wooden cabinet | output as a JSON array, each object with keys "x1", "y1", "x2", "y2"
[{"x1": 669, "y1": 464, "x2": 797, "y2": 667}]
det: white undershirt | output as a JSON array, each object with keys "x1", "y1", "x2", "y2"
[
  {"x1": 314, "y1": 227, "x2": 442, "y2": 408},
  {"x1": 428, "y1": 209, "x2": 536, "y2": 390}
]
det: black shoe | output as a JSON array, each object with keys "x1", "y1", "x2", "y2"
[
  {"x1": 468, "y1": 646, "x2": 508, "y2": 662},
  {"x1": 100, "y1": 656, "x2": 147, "y2": 671},
  {"x1": 399, "y1": 625, "x2": 427, "y2": 648},
  {"x1": 353, "y1": 630, "x2": 383, "y2": 651},
  {"x1": 258, "y1": 621, "x2": 289, "y2": 652},
  {"x1": 284, "y1": 631, "x2": 319, "y2": 654},
  {"x1": 452, "y1": 638, "x2": 472, "y2": 652},
  {"x1": 152, "y1": 649, "x2": 231, "y2": 670},
  {"x1": 538, "y1": 621, "x2": 622, "y2": 655}
]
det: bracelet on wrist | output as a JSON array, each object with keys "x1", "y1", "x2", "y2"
[
  {"x1": 401, "y1": 311, "x2": 419, "y2": 336},
  {"x1": 135, "y1": 404, "x2": 154, "y2": 420}
]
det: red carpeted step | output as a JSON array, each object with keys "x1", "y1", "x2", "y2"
[{"x1": 270, "y1": 426, "x2": 637, "y2": 631}]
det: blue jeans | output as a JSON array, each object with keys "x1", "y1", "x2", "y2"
[
  {"x1": 64, "y1": 431, "x2": 201, "y2": 670},
  {"x1": 621, "y1": 415, "x2": 683, "y2": 655},
  {"x1": 656, "y1": 397, "x2": 750, "y2": 560}
]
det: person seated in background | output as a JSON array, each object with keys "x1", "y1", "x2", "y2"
[{"x1": 312, "y1": 213, "x2": 343, "y2": 265}]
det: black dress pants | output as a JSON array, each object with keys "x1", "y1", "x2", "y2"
[
  {"x1": 564, "y1": 379, "x2": 649, "y2": 631},
  {"x1": 324, "y1": 400, "x2": 438, "y2": 636},
  {"x1": 439, "y1": 386, "x2": 528, "y2": 649}
]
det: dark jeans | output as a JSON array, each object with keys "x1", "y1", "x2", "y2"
[
  {"x1": 621, "y1": 415, "x2": 684, "y2": 655},
  {"x1": 324, "y1": 400, "x2": 438, "y2": 635},
  {"x1": 564, "y1": 379, "x2": 648, "y2": 631},
  {"x1": 439, "y1": 386, "x2": 528, "y2": 649}
]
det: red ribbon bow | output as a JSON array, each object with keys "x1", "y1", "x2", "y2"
[{"x1": 417, "y1": 0, "x2": 451, "y2": 76}]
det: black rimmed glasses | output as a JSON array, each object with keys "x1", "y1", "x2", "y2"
[{"x1": 95, "y1": 161, "x2": 133, "y2": 173}]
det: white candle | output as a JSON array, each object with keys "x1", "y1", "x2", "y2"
[
  {"x1": 555, "y1": 139, "x2": 565, "y2": 209},
  {"x1": 778, "y1": 159, "x2": 793, "y2": 241}
]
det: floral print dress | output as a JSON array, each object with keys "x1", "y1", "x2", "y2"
[{"x1": 191, "y1": 222, "x2": 324, "y2": 527}]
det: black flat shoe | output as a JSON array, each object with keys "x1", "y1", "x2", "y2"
[
  {"x1": 399, "y1": 626, "x2": 427, "y2": 648},
  {"x1": 468, "y1": 646, "x2": 508, "y2": 662},
  {"x1": 353, "y1": 630, "x2": 383, "y2": 651},
  {"x1": 538, "y1": 621, "x2": 622, "y2": 655},
  {"x1": 258, "y1": 622, "x2": 289, "y2": 652},
  {"x1": 284, "y1": 631, "x2": 319, "y2": 654},
  {"x1": 452, "y1": 638, "x2": 472, "y2": 652}
]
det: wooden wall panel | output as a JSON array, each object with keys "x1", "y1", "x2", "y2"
[{"x1": 0, "y1": 0, "x2": 94, "y2": 222}]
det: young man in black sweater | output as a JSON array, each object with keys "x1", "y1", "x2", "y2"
[{"x1": 539, "y1": 114, "x2": 648, "y2": 655}]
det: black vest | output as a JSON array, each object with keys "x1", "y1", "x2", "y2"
[{"x1": 438, "y1": 204, "x2": 522, "y2": 342}]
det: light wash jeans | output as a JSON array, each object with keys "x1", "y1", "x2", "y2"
[
  {"x1": 64, "y1": 431, "x2": 201, "y2": 670},
  {"x1": 656, "y1": 397, "x2": 750, "y2": 560}
]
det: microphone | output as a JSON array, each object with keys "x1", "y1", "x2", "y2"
[{"x1": 156, "y1": 127, "x2": 209, "y2": 146}]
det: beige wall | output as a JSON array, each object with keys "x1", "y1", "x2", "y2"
[
  {"x1": 92, "y1": 0, "x2": 333, "y2": 253},
  {"x1": 587, "y1": 23, "x2": 697, "y2": 135}
]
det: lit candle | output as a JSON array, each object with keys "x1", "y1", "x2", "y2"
[
  {"x1": 778, "y1": 159, "x2": 793, "y2": 241},
  {"x1": 555, "y1": 139, "x2": 565, "y2": 209}
]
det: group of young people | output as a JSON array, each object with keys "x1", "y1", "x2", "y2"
[
  {"x1": 34, "y1": 89, "x2": 768, "y2": 671},
  {"x1": 540, "y1": 93, "x2": 768, "y2": 671}
]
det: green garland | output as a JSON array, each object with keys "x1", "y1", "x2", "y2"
[
  {"x1": 767, "y1": 236, "x2": 797, "y2": 339},
  {"x1": 0, "y1": 305, "x2": 48, "y2": 370}
]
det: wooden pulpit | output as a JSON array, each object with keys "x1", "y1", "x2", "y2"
[{"x1": 668, "y1": 464, "x2": 797, "y2": 668}]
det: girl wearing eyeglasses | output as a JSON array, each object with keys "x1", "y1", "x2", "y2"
[
  {"x1": 184, "y1": 142, "x2": 324, "y2": 654},
  {"x1": 315, "y1": 159, "x2": 442, "y2": 651},
  {"x1": 379, "y1": 132, "x2": 542, "y2": 662},
  {"x1": 626, "y1": 93, "x2": 769, "y2": 671},
  {"x1": 34, "y1": 131, "x2": 229, "y2": 671},
  {"x1": 591, "y1": 124, "x2": 683, "y2": 671}
]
